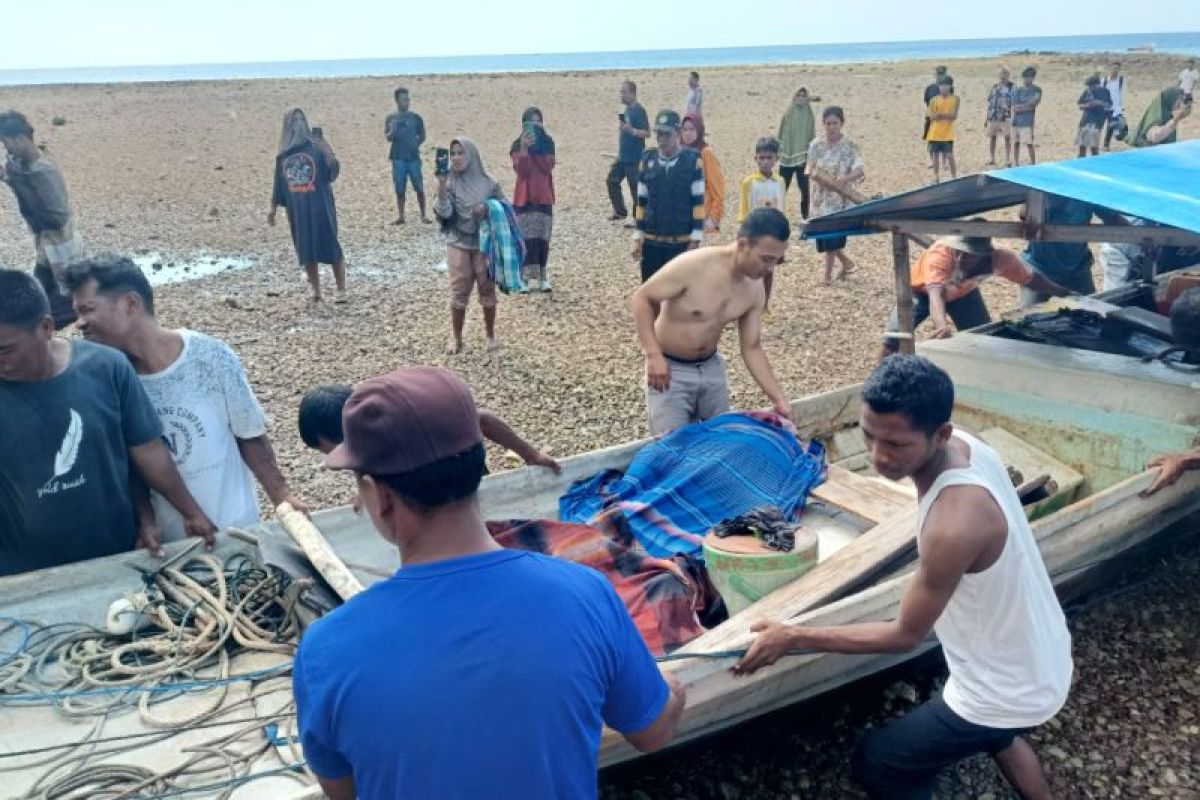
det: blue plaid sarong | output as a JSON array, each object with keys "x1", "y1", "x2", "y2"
[
  {"x1": 558, "y1": 413, "x2": 826, "y2": 561},
  {"x1": 479, "y1": 198, "x2": 526, "y2": 294}
]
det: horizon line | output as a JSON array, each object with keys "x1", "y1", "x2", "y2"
[{"x1": 1, "y1": 29, "x2": 1195, "y2": 74}]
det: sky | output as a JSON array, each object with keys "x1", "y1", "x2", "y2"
[{"x1": 0, "y1": 0, "x2": 1191, "y2": 70}]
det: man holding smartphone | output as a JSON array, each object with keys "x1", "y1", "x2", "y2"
[
  {"x1": 385, "y1": 87, "x2": 429, "y2": 224},
  {"x1": 606, "y1": 80, "x2": 650, "y2": 222}
]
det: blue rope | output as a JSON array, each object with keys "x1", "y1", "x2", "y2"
[
  {"x1": 0, "y1": 663, "x2": 292, "y2": 704},
  {"x1": 0, "y1": 616, "x2": 31, "y2": 670}
]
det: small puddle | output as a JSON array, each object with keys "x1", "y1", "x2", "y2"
[{"x1": 132, "y1": 252, "x2": 255, "y2": 286}]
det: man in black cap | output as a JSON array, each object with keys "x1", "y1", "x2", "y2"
[
  {"x1": 294, "y1": 367, "x2": 685, "y2": 800},
  {"x1": 633, "y1": 109, "x2": 705, "y2": 282}
]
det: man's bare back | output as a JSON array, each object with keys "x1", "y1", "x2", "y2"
[{"x1": 650, "y1": 246, "x2": 764, "y2": 359}]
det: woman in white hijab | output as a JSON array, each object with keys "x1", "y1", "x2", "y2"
[{"x1": 435, "y1": 137, "x2": 505, "y2": 353}]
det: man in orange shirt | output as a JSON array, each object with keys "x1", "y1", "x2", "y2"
[{"x1": 881, "y1": 235, "x2": 1073, "y2": 358}]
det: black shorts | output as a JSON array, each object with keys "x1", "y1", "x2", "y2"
[
  {"x1": 928, "y1": 140, "x2": 954, "y2": 155},
  {"x1": 640, "y1": 240, "x2": 690, "y2": 282},
  {"x1": 851, "y1": 694, "x2": 1033, "y2": 799},
  {"x1": 816, "y1": 236, "x2": 847, "y2": 253}
]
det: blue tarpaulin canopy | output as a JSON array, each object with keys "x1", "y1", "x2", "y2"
[{"x1": 803, "y1": 139, "x2": 1200, "y2": 239}]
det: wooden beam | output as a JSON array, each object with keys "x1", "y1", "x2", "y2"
[
  {"x1": 872, "y1": 218, "x2": 1200, "y2": 247},
  {"x1": 891, "y1": 232, "x2": 915, "y2": 355},
  {"x1": 809, "y1": 175, "x2": 933, "y2": 249},
  {"x1": 811, "y1": 465, "x2": 913, "y2": 525}
]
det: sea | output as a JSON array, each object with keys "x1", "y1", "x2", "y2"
[{"x1": 2, "y1": 32, "x2": 1199, "y2": 87}]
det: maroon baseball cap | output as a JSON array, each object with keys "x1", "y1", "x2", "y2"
[{"x1": 323, "y1": 367, "x2": 482, "y2": 474}]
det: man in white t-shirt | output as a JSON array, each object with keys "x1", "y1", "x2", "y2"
[
  {"x1": 67, "y1": 256, "x2": 304, "y2": 540},
  {"x1": 684, "y1": 71, "x2": 704, "y2": 118},
  {"x1": 1180, "y1": 58, "x2": 1199, "y2": 100},
  {"x1": 1101, "y1": 61, "x2": 1127, "y2": 150},
  {"x1": 735, "y1": 356, "x2": 1071, "y2": 800}
]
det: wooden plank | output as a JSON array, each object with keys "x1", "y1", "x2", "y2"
[
  {"x1": 811, "y1": 465, "x2": 913, "y2": 525},
  {"x1": 276, "y1": 502, "x2": 365, "y2": 601},
  {"x1": 892, "y1": 232, "x2": 916, "y2": 355}
]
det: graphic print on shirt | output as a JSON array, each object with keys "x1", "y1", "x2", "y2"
[
  {"x1": 284, "y1": 152, "x2": 317, "y2": 194},
  {"x1": 39, "y1": 408, "x2": 85, "y2": 497},
  {"x1": 158, "y1": 405, "x2": 209, "y2": 465}
]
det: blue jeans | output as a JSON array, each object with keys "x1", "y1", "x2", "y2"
[{"x1": 391, "y1": 158, "x2": 424, "y2": 194}]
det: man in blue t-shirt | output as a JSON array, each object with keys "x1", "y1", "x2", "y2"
[
  {"x1": 606, "y1": 80, "x2": 651, "y2": 221},
  {"x1": 294, "y1": 366, "x2": 686, "y2": 800}
]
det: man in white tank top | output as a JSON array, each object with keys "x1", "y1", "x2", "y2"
[{"x1": 736, "y1": 356, "x2": 1072, "y2": 799}]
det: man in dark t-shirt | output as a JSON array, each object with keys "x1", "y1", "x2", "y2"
[
  {"x1": 1076, "y1": 74, "x2": 1112, "y2": 158},
  {"x1": 384, "y1": 87, "x2": 429, "y2": 225},
  {"x1": 606, "y1": 80, "x2": 651, "y2": 221},
  {"x1": 0, "y1": 270, "x2": 215, "y2": 576}
]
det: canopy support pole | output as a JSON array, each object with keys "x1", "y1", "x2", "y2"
[{"x1": 892, "y1": 232, "x2": 915, "y2": 355}]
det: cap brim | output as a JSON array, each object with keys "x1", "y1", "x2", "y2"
[{"x1": 322, "y1": 442, "x2": 357, "y2": 471}]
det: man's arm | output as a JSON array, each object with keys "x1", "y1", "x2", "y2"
[
  {"x1": 415, "y1": 114, "x2": 426, "y2": 146},
  {"x1": 736, "y1": 301, "x2": 792, "y2": 421},
  {"x1": 238, "y1": 436, "x2": 305, "y2": 511},
  {"x1": 1143, "y1": 449, "x2": 1200, "y2": 496},
  {"x1": 630, "y1": 267, "x2": 689, "y2": 391},
  {"x1": 384, "y1": 114, "x2": 395, "y2": 141},
  {"x1": 128, "y1": 440, "x2": 216, "y2": 547},
  {"x1": 927, "y1": 286, "x2": 952, "y2": 338},
  {"x1": 130, "y1": 473, "x2": 163, "y2": 557},
  {"x1": 314, "y1": 775, "x2": 355, "y2": 800},
  {"x1": 1024, "y1": 271, "x2": 1073, "y2": 297},
  {"x1": 735, "y1": 486, "x2": 1001, "y2": 674},
  {"x1": 478, "y1": 411, "x2": 561, "y2": 474},
  {"x1": 623, "y1": 674, "x2": 686, "y2": 752}
]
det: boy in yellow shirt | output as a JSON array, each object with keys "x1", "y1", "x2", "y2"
[
  {"x1": 739, "y1": 137, "x2": 786, "y2": 310},
  {"x1": 926, "y1": 76, "x2": 959, "y2": 183}
]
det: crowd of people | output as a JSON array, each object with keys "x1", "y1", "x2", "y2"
[{"x1": 1, "y1": 56, "x2": 1199, "y2": 800}]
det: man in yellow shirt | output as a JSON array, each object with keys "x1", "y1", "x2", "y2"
[{"x1": 927, "y1": 77, "x2": 959, "y2": 183}]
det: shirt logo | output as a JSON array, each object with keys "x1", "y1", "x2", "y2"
[
  {"x1": 284, "y1": 153, "x2": 317, "y2": 193},
  {"x1": 38, "y1": 408, "x2": 87, "y2": 498}
]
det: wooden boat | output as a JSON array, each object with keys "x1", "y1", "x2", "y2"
[{"x1": 4, "y1": 313, "x2": 1199, "y2": 798}]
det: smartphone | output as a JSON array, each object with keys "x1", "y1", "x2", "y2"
[
  {"x1": 311, "y1": 126, "x2": 324, "y2": 138},
  {"x1": 618, "y1": 113, "x2": 626, "y2": 123},
  {"x1": 523, "y1": 121, "x2": 538, "y2": 139},
  {"x1": 435, "y1": 147, "x2": 450, "y2": 176}
]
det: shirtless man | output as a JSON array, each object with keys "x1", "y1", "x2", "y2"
[{"x1": 631, "y1": 207, "x2": 793, "y2": 435}]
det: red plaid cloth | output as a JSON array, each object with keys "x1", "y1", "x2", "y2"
[{"x1": 487, "y1": 516, "x2": 712, "y2": 656}]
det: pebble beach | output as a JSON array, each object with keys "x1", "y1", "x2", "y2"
[{"x1": 1, "y1": 51, "x2": 1197, "y2": 798}]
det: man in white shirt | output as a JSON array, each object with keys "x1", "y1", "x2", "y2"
[
  {"x1": 67, "y1": 256, "x2": 304, "y2": 540},
  {"x1": 1101, "y1": 61, "x2": 1127, "y2": 150},
  {"x1": 735, "y1": 356, "x2": 1071, "y2": 800},
  {"x1": 684, "y1": 71, "x2": 704, "y2": 118},
  {"x1": 1180, "y1": 59, "x2": 1199, "y2": 100}
]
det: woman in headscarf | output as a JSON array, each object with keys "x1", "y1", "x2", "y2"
[
  {"x1": 778, "y1": 87, "x2": 817, "y2": 221},
  {"x1": 510, "y1": 107, "x2": 556, "y2": 292},
  {"x1": 807, "y1": 105, "x2": 865, "y2": 284},
  {"x1": 436, "y1": 137, "x2": 505, "y2": 353},
  {"x1": 268, "y1": 108, "x2": 347, "y2": 303},
  {"x1": 1130, "y1": 87, "x2": 1192, "y2": 147},
  {"x1": 680, "y1": 113, "x2": 725, "y2": 239}
]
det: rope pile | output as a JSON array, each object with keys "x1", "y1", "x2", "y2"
[{"x1": 0, "y1": 549, "x2": 315, "y2": 799}]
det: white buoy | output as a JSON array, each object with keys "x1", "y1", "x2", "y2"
[{"x1": 105, "y1": 594, "x2": 152, "y2": 635}]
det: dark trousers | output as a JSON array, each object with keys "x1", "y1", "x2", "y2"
[
  {"x1": 884, "y1": 289, "x2": 991, "y2": 352},
  {"x1": 779, "y1": 166, "x2": 810, "y2": 220},
  {"x1": 606, "y1": 160, "x2": 639, "y2": 217},
  {"x1": 1102, "y1": 114, "x2": 1123, "y2": 147},
  {"x1": 851, "y1": 695, "x2": 1030, "y2": 800},
  {"x1": 641, "y1": 240, "x2": 689, "y2": 282}
]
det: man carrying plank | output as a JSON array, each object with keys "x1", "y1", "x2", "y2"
[
  {"x1": 294, "y1": 367, "x2": 685, "y2": 800},
  {"x1": 735, "y1": 355, "x2": 1071, "y2": 800}
]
